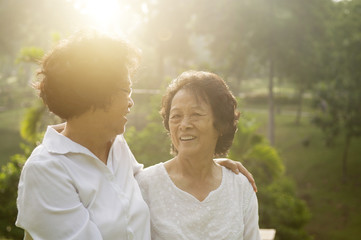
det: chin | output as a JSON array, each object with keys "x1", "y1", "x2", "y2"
[
  {"x1": 114, "y1": 125, "x2": 126, "y2": 136},
  {"x1": 178, "y1": 148, "x2": 198, "y2": 156},
  {"x1": 119, "y1": 127, "x2": 126, "y2": 135}
]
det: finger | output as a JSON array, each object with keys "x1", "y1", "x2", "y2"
[
  {"x1": 232, "y1": 164, "x2": 240, "y2": 174},
  {"x1": 237, "y1": 163, "x2": 258, "y2": 192},
  {"x1": 252, "y1": 182, "x2": 258, "y2": 193}
]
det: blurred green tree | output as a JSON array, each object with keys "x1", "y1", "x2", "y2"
[
  {"x1": 0, "y1": 151, "x2": 28, "y2": 239},
  {"x1": 134, "y1": 0, "x2": 195, "y2": 87},
  {"x1": 312, "y1": 0, "x2": 361, "y2": 182},
  {"x1": 229, "y1": 116, "x2": 312, "y2": 240},
  {"x1": 192, "y1": 0, "x2": 332, "y2": 144},
  {"x1": 125, "y1": 94, "x2": 172, "y2": 167}
]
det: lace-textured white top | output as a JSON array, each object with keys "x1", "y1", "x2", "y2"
[{"x1": 136, "y1": 162, "x2": 261, "y2": 240}]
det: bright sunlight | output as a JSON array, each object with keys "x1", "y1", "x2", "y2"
[{"x1": 68, "y1": 0, "x2": 143, "y2": 34}]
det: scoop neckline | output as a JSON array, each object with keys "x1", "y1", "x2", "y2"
[{"x1": 159, "y1": 162, "x2": 226, "y2": 203}]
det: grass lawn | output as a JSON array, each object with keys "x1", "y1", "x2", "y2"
[
  {"x1": 245, "y1": 108, "x2": 361, "y2": 240},
  {"x1": 0, "y1": 108, "x2": 25, "y2": 166}
]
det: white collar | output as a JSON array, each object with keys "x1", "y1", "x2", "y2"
[{"x1": 42, "y1": 126, "x2": 124, "y2": 157}]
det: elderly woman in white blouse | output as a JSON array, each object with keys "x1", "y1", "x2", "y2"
[{"x1": 137, "y1": 71, "x2": 261, "y2": 240}]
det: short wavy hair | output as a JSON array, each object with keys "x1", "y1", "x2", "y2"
[
  {"x1": 160, "y1": 71, "x2": 240, "y2": 157},
  {"x1": 35, "y1": 30, "x2": 140, "y2": 120}
]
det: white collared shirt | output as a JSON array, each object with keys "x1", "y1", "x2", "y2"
[{"x1": 16, "y1": 126, "x2": 151, "y2": 240}]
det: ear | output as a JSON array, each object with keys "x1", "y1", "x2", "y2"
[{"x1": 216, "y1": 122, "x2": 228, "y2": 137}]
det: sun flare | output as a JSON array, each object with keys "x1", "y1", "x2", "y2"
[
  {"x1": 80, "y1": 0, "x2": 119, "y2": 27},
  {"x1": 69, "y1": 0, "x2": 138, "y2": 33}
]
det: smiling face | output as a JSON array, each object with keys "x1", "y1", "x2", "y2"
[
  {"x1": 169, "y1": 89, "x2": 220, "y2": 158},
  {"x1": 95, "y1": 80, "x2": 134, "y2": 136},
  {"x1": 109, "y1": 87, "x2": 134, "y2": 135}
]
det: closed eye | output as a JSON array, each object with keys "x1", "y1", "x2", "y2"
[
  {"x1": 191, "y1": 112, "x2": 205, "y2": 117},
  {"x1": 170, "y1": 114, "x2": 181, "y2": 119}
]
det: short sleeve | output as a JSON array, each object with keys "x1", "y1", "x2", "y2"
[
  {"x1": 243, "y1": 189, "x2": 261, "y2": 240},
  {"x1": 16, "y1": 160, "x2": 103, "y2": 240}
]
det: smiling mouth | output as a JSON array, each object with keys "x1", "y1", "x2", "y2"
[{"x1": 180, "y1": 136, "x2": 196, "y2": 141}]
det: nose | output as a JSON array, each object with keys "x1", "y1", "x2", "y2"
[{"x1": 179, "y1": 116, "x2": 192, "y2": 131}]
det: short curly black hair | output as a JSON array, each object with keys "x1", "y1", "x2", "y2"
[
  {"x1": 160, "y1": 71, "x2": 240, "y2": 157},
  {"x1": 35, "y1": 30, "x2": 140, "y2": 120}
]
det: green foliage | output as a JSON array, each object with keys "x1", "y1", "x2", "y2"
[
  {"x1": 20, "y1": 100, "x2": 46, "y2": 144},
  {"x1": 312, "y1": 0, "x2": 361, "y2": 180},
  {"x1": 229, "y1": 115, "x2": 312, "y2": 240},
  {"x1": 0, "y1": 152, "x2": 28, "y2": 239},
  {"x1": 0, "y1": 101, "x2": 58, "y2": 239},
  {"x1": 125, "y1": 123, "x2": 171, "y2": 167},
  {"x1": 258, "y1": 178, "x2": 312, "y2": 240},
  {"x1": 245, "y1": 144, "x2": 284, "y2": 184},
  {"x1": 125, "y1": 94, "x2": 172, "y2": 167},
  {"x1": 0, "y1": 108, "x2": 26, "y2": 167},
  {"x1": 230, "y1": 117, "x2": 284, "y2": 185},
  {"x1": 15, "y1": 47, "x2": 44, "y2": 64}
]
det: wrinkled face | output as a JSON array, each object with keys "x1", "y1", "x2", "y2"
[{"x1": 169, "y1": 89, "x2": 219, "y2": 157}]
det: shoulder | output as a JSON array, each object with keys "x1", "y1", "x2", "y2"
[
  {"x1": 223, "y1": 167, "x2": 249, "y2": 185},
  {"x1": 25, "y1": 144, "x2": 63, "y2": 169},
  {"x1": 135, "y1": 162, "x2": 164, "y2": 184},
  {"x1": 222, "y1": 167, "x2": 255, "y2": 197},
  {"x1": 20, "y1": 145, "x2": 69, "y2": 184},
  {"x1": 135, "y1": 163, "x2": 166, "y2": 201}
]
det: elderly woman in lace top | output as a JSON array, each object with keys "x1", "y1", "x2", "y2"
[{"x1": 136, "y1": 71, "x2": 261, "y2": 240}]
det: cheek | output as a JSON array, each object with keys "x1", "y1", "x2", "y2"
[
  {"x1": 169, "y1": 124, "x2": 178, "y2": 143},
  {"x1": 169, "y1": 125, "x2": 175, "y2": 136}
]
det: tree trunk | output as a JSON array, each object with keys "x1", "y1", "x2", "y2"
[
  {"x1": 342, "y1": 134, "x2": 351, "y2": 183},
  {"x1": 157, "y1": 43, "x2": 164, "y2": 85},
  {"x1": 267, "y1": 0, "x2": 275, "y2": 146},
  {"x1": 295, "y1": 88, "x2": 304, "y2": 125},
  {"x1": 268, "y1": 59, "x2": 275, "y2": 146}
]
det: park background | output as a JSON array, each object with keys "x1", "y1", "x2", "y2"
[{"x1": 0, "y1": 0, "x2": 361, "y2": 239}]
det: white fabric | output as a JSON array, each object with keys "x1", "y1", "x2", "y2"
[
  {"x1": 16, "y1": 126, "x2": 150, "y2": 240},
  {"x1": 136, "y1": 163, "x2": 261, "y2": 240}
]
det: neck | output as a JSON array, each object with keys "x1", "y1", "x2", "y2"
[
  {"x1": 173, "y1": 153, "x2": 219, "y2": 180},
  {"x1": 62, "y1": 114, "x2": 116, "y2": 164},
  {"x1": 165, "y1": 153, "x2": 222, "y2": 202}
]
